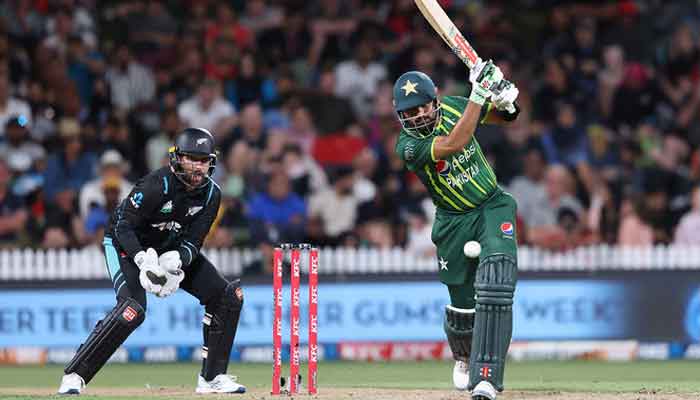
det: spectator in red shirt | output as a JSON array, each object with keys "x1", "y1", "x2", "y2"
[{"x1": 205, "y1": 3, "x2": 253, "y2": 55}]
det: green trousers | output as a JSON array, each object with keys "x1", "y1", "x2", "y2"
[{"x1": 432, "y1": 189, "x2": 518, "y2": 308}]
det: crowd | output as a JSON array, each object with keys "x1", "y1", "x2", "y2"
[{"x1": 1, "y1": 0, "x2": 700, "y2": 264}]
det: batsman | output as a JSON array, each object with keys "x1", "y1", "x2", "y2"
[{"x1": 394, "y1": 61, "x2": 520, "y2": 400}]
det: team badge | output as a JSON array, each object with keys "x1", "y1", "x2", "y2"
[
  {"x1": 500, "y1": 221, "x2": 514, "y2": 236},
  {"x1": 435, "y1": 159, "x2": 451, "y2": 176},
  {"x1": 160, "y1": 200, "x2": 173, "y2": 214},
  {"x1": 401, "y1": 79, "x2": 418, "y2": 96},
  {"x1": 187, "y1": 206, "x2": 203, "y2": 216}
]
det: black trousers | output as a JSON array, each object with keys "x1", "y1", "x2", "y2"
[{"x1": 103, "y1": 237, "x2": 229, "y2": 309}]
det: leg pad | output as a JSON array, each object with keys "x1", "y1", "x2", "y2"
[
  {"x1": 468, "y1": 254, "x2": 517, "y2": 392},
  {"x1": 443, "y1": 305, "x2": 474, "y2": 362},
  {"x1": 201, "y1": 280, "x2": 244, "y2": 380},
  {"x1": 65, "y1": 298, "x2": 145, "y2": 384}
]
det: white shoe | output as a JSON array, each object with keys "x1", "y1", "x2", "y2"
[
  {"x1": 453, "y1": 360, "x2": 469, "y2": 390},
  {"x1": 196, "y1": 374, "x2": 246, "y2": 394},
  {"x1": 58, "y1": 373, "x2": 85, "y2": 395},
  {"x1": 471, "y1": 380, "x2": 497, "y2": 400}
]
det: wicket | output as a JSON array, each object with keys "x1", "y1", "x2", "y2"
[{"x1": 272, "y1": 243, "x2": 318, "y2": 395}]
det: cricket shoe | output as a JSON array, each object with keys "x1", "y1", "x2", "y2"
[
  {"x1": 453, "y1": 360, "x2": 469, "y2": 390},
  {"x1": 471, "y1": 380, "x2": 497, "y2": 400},
  {"x1": 57, "y1": 372, "x2": 85, "y2": 395},
  {"x1": 196, "y1": 374, "x2": 246, "y2": 394}
]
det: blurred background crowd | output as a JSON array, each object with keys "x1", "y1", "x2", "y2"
[{"x1": 1, "y1": 0, "x2": 700, "y2": 262}]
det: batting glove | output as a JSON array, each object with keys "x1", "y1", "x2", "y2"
[
  {"x1": 469, "y1": 59, "x2": 503, "y2": 106},
  {"x1": 491, "y1": 80, "x2": 519, "y2": 113}
]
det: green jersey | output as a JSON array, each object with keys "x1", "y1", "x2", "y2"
[{"x1": 395, "y1": 95, "x2": 499, "y2": 212}]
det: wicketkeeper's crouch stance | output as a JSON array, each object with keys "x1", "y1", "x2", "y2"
[
  {"x1": 393, "y1": 61, "x2": 520, "y2": 400},
  {"x1": 58, "y1": 128, "x2": 246, "y2": 395}
]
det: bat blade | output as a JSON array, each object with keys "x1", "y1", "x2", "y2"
[{"x1": 415, "y1": 0, "x2": 479, "y2": 69}]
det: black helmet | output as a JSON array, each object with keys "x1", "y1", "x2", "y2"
[{"x1": 169, "y1": 128, "x2": 217, "y2": 188}]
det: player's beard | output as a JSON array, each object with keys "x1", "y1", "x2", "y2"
[{"x1": 399, "y1": 100, "x2": 441, "y2": 138}]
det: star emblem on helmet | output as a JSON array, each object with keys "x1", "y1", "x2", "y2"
[{"x1": 401, "y1": 79, "x2": 419, "y2": 96}]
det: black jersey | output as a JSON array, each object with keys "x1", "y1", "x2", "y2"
[{"x1": 106, "y1": 167, "x2": 221, "y2": 267}]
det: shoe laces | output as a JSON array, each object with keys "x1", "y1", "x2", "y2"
[{"x1": 456, "y1": 360, "x2": 468, "y2": 370}]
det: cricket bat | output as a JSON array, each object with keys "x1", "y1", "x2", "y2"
[{"x1": 415, "y1": 0, "x2": 515, "y2": 112}]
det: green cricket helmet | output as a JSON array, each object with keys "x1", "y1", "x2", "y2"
[{"x1": 393, "y1": 71, "x2": 442, "y2": 138}]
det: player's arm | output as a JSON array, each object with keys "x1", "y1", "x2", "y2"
[
  {"x1": 433, "y1": 59, "x2": 503, "y2": 159},
  {"x1": 433, "y1": 101, "x2": 484, "y2": 160},
  {"x1": 176, "y1": 186, "x2": 221, "y2": 267},
  {"x1": 113, "y1": 176, "x2": 163, "y2": 260}
]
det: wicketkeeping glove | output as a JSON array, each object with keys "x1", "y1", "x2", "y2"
[
  {"x1": 156, "y1": 250, "x2": 184, "y2": 298},
  {"x1": 134, "y1": 248, "x2": 166, "y2": 294}
]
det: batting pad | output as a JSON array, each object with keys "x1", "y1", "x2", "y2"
[
  {"x1": 443, "y1": 305, "x2": 475, "y2": 361},
  {"x1": 468, "y1": 254, "x2": 517, "y2": 392}
]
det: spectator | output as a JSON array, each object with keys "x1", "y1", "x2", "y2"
[
  {"x1": 204, "y1": 37, "x2": 237, "y2": 82},
  {"x1": 105, "y1": 44, "x2": 155, "y2": 113},
  {"x1": 223, "y1": 102, "x2": 266, "y2": 152},
  {"x1": 0, "y1": 116, "x2": 45, "y2": 173},
  {"x1": 146, "y1": 108, "x2": 181, "y2": 171},
  {"x1": 246, "y1": 170, "x2": 306, "y2": 243},
  {"x1": 205, "y1": 3, "x2": 253, "y2": 53},
  {"x1": 229, "y1": 52, "x2": 276, "y2": 108},
  {"x1": 42, "y1": 184, "x2": 86, "y2": 248},
  {"x1": 334, "y1": 37, "x2": 387, "y2": 120},
  {"x1": 299, "y1": 66, "x2": 359, "y2": 136},
  {"x1": 126, "y1": 0, "x2": 179, "y2": 63},
  {"x1": 308, "y1": 166, "x2": 358, "y2": 243},
  {"x1": 83, "y1": 175, "x2": 122, "y2": 244},
  {"x1": 66, "y1": 33, "x2": 105, "y2": 107},
  {"x1": 508, "y1": 144, "x2": 548, "y2": 231},
  {"x1": 674, "y1": 186, "x2": 700, "y2": 245},
  {"x1": 282, "y1": 143, "x2": 327, "y2": 198},
  {"x1": 177, "y1": 78, "x2": 237, "y2": 138},
  {"x1": 404, "y1": 205, "x2": 434, "y2": 258},
  {"x1": 0, "y1": 159, "x2": 28, "y2": 247},
  {"x1": 0, "y1": 72, "x2": 32, "y2": 137},
  {"x1": 526, "y1": 165, "x2": 584, "y2": 249},
  {"x1": 42, "y1": 7, "x2": 76, "y2": 57},
  {"x1": 43, "y1": 118, "x2": 97, "y2": 201},
  {"x1": 532, "y1": 59, "x2": 576, "y2": 127},
  {"x1": 78, "y1": 149, "x2": 131, "y2": 220},
  {"x1": 239, "y1": 0, "x2": 284, "y2": 35},
  {"x1": 618, "y1": 195, "x2": 654, "y2": 246}
]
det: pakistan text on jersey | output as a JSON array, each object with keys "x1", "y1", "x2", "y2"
[{"x1": 445, "y1": 163, "x2": 480, "y2": 188}]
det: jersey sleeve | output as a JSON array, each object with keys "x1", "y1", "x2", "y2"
[
  {"x1": 395, "y1": 134, "x2": 436, "y2": 171},
  {"x1": 176, "y1": 183, "x2": 221, "y2": 267},
  {"x1": 445, "y1": 94, "x2": 491, "y2": 124},
  {"x1": 113, "y1": 175, "x2": 164, "y2": 260}
]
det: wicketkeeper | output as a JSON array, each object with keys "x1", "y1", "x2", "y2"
[
  {"x1": 58, "y1": 128, "x2": 246, "y2": 395},
  {"x1": 393, "y1": 60, "x2": 520, "y2": 400}
]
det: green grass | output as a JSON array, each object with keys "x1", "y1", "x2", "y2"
[{"x1": 1, "y1": 360, "x2": 700, "y2": 397}]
